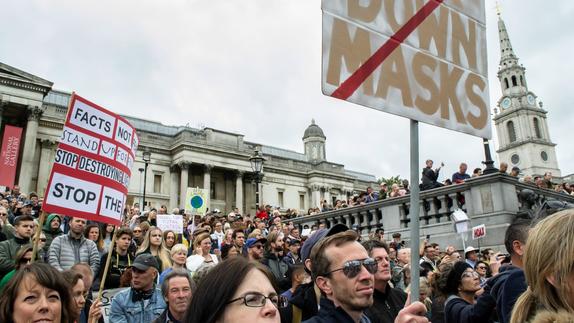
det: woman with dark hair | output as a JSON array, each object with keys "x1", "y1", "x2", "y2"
[
  {"x1": 0, "y1": 262, "x2": 77, "y2": 323},
  {"x1": 432, "y1": 261, "x2": 496, "y2": 323},
  {"x1": 84, "y1": 223, "x2": 105, "y2": 256},
  {"x1": 102, "y1": 223, "x2": 115, "y2": 251},
  {"x1": 185, "y1": 257, "x2": 285, "y2": 323},
  {"x1": 474, "y1": 261, "x2": 490, "y2": 287},
  {"x1": 163, "y1": 230, "x2": 177, "y2": 250}
]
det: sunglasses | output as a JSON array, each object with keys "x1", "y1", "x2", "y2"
[{"x1": 323, "y1": 258, "x2": 378, "y2": 278}]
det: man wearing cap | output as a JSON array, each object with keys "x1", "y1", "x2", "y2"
[
  {"x1": 280, "y1": 224, "x2": 348, "y2": 323},
  {"x1": 464, "y1": 246, "x2": 479, "y2": 268},
  {"x1": 110, "y1": 253, "x2": 166, "y2": 322},
  {"x1": 244, "y1": 237, "x2": 266, "y2": 261},
  {"x1": 283, "y1": 238, "x2": 302, "y2": 265}
]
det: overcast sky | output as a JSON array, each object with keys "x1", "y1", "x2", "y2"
[{"x1": 1, "y1": 0, "x2": 573, "y2": 181}]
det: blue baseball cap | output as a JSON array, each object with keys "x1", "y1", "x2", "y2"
[{"x1": 245, "y1": 237, "x2": 267, "y2": 249}]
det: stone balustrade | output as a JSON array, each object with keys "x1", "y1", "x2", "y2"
[{"x1": 288, "y1": 173, "x2": 574, "y2": 250}]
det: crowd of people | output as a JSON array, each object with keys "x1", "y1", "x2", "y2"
[{"x1": 0, "y1": 168, "x2": 573, "y2": 323}]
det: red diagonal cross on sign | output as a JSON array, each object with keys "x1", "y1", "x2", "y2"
[{"x1": 331, "y1": 0, "x2": 445, "y2": 100}]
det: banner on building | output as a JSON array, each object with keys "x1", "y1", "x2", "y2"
[
  {"x1": 157, "y1": 214, "x2": 184, "y2": 234},
  {"x1": 43, "y1": 93, "x2": 139, "y2": 225},
  {"x1": 185, "y1": 187, "x2": 207, "y2": 215},
  {"x1": 0, "y1": 125, "x2": 23, "y2": 187}
]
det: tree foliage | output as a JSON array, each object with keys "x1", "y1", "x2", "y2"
[{"x1": 377, "y1": 175, "x2": 403, "y2": 187}]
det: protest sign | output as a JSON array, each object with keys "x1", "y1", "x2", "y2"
[
  {"x1": 92, "y1": 287, "x2": 126, "y2": 323},
  {"x1": 43, "y1": 94, "x2": 139, "y2": 225},
  {"x1": 472, "y1": 224, "x2": 486, "y2": 240},
  {"x1": 157, "y1": 214, "x2": 184, "y2": 234},
  {"x1": 185, "y1": 187, "x2": 207, "y2": 215}
]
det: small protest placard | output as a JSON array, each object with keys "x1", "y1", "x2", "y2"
[{"x1": 157, "y1": 214, "x2": 184, "y2": 234}]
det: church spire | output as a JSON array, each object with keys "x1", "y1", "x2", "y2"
[{"x1": 498, "y1": 13, "x2": 518, "y2": 67}]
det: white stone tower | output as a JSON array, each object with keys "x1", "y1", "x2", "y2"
[
  {"x1": 303, "y1": 119, "x2": 326, "y2": 164},
  {"x1": 493, "y1": 13, "x2": 561, "y2": 177}
]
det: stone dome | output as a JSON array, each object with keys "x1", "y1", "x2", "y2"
[{"x1": 303, "y1": 119, "x2": 326, "y2": 139}]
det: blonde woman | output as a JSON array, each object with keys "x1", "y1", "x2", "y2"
[
  {"x1": 510, "y1": 210, "x2": 574, "y2": 323},
  {"x1": 186, "y1": 232, "x2": 218, "y2": 275},
  {"x1": 158, "y1": 244, "x2": 189, "y2": 284},
  {"x1": 136, "y1": 226, "x2": 172, "y2": 272}
]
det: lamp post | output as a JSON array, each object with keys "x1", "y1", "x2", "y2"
[
  {"x1": 138, "y1": 168, "x2": 144, "y2": 207},
  {"x1": 142, "y1": 149, "x2": 151, "y2": 211},
  {"x1": 249, "y1": 148, "x2": 266, "y2": 215},
  {"x1": 481, "y1": 138, "x2": 499, "y2": 175}
]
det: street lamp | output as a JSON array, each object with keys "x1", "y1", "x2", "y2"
[
  {"x1": 249, "y1": 148, "x2": 266, "y2": 214},
  {"x1": 138, "y1": 168, "x2": 144, "y2": 207},
  {"x1": 142, "y1": 149, "x2": 151, "y2": 211},
  {"x1": 481, "y1": 138, "x2": 499, "y2": 175}
]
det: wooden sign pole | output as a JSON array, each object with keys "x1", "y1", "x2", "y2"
[
  {"x1": 91, "y1": 226, "x2": 118, "y2": 323},
  {"x1": 30, "y1": 211, "x2": 47, "y2": 263}
]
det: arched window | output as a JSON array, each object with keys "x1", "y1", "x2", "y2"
[
  {"x1": 507, "y1": 121, "x2": 517, "y2": 143},
  {"x1": 512, "y1": 76, "x2": 518, "y2": 87},
  {"x1": 504, "y1": 78, "x2": 509, "y2": 89},
  {"x1": 534, "y1": 118, "x2": 542, "y2": 139}
]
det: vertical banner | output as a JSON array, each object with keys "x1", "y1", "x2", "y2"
[
  {"x1": 42, "y1": 94, "x2": 139, "y2": 225},
  {"x1": 0, "y1": 125, "x2": 24, "y2": 187}
]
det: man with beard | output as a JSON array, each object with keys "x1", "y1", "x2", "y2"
[
  {"x1": 245, "y1": 237, "x2": 266, "y2": 262},
  {"x1": 263, "y1": 231, "x2": 290, "y2": 292},
  {"x1": 153, "y1": 270, "x2": 195, "y2": 323},
  {"x1": 42, "y1": 213, "x2": 63, "y2": 253},
  {"x1": 110, "y1": 254, "x2": 166, "y2": 322},
  {"x1": 362, "y1": 240, "x2": 407, "y2": 323},
  {"x1": 304, "y1": 231, "x2": 429, "y2": 323},
  {"x1": 48, "y1": 216, "x2": 100, "y2": 274}
]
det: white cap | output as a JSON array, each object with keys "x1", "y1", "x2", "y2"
[{"x1": 464, "y1": 246, "x2": 478, "y2": 255}]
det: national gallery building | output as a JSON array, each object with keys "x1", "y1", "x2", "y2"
[{"x1": 0, "y1": 62, "x2": 376, "y2": 215}]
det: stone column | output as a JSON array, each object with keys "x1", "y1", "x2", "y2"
[
  {"x1": 19, "y1": 106, "x2": 43, "y2": 194},
  {"x1": 235, "y1": 171, "x2": 244, "y2": 215},
  {"x1": 37, "y1": 139, "x2": 56, "y2": 197},
  {"x1": 179, "y1": 162, "x2": 189, "y2": 209},
  {"x1": 203, "y1": 164, "x2": 212, "y2": 211},
  {"x1": 169, "y1": 165, "x2": 179, "y2": 210},
  {"x1": 324, "y1": 186, "x2": 331, "y2": 206},
  {"x1": 310, "y1": 184, "x2": 321, "y2": 208}
]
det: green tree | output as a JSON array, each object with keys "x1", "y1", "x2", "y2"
[{"x1": 377, "y1": 176, "x2": 403, "y2": 187}]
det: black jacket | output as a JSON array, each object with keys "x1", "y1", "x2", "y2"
[
  {"x1": 280, "y1": 282, "x2": 319, "y2": 323},
  {"x1": 262, "y1": 251, "x2": 290, "y2": 292},
  {"x1": 364, "y1": 284, "x2": 407, "y2": 323},
  {"x1": 302, "y1": 297, "x2": 371, "y2": 323},
  {"x1": 444, "y1": 293, "x2": 496, "y2": 323},
  {"x1": 490, "y1": 265, "x2": 527, "y2": 323},
  {"x1": 421, "y1": 167, "x2": 441, "y2": 190}
]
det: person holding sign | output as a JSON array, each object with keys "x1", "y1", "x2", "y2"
[
  {"x1": 110, "y1": 254, "x2": 166, "y2": 322},
  {"x1": 96, "y1": 227, "x2": 135, "y2": 290}
]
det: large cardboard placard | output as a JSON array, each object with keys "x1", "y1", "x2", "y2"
[
  {"x1": 43, "y1": 94, "x2": 139, "y2": 225},
  {"x1": 322, "y1": 0, "x2": 491, "y2": 138}
]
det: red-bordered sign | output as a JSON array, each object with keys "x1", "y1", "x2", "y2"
[
  {"x1": 42, "y1": 93, "x2": 139, "y2": 225},
  {"x1": 0, "y1": 125, "x2": 23, "y2": 187},
  {"x1": 322, "y1": 0, "x2": 490, "y2": 138}
]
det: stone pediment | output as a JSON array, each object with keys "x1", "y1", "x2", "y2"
[{"x1": 0, "y1": 62, "x2": 53, "y2": 94}]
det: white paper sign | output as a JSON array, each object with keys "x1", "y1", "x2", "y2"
[{"x1": 157, "y1": 214, "x2": 184, "y2": 234}]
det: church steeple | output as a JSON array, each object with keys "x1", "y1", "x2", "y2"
[
  {"x1": 492, "y1": 8, "x2": 561, "y2": 178},
  {"x1": 497, "y1": 13, "x2": 528, "y2": 97}
]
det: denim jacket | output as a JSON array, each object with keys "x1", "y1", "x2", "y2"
[{"x1": 110, "y1": 287, "x2": 166, "y2": 323}]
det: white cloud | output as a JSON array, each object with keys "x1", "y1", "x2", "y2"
[{"x1": 1, "y1": 0, "x2": 572, "y2": 181}]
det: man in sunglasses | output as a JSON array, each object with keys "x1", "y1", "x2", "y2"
[
  {"x1": 245, "y1": 237, "x2": 266, "y2": 261},
  {"x1": 305, "y1": 231, "x2": 429, "y2": 323},
  {"x1": 110, "y1": 253, "x2": 166, "y2": 322}
]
